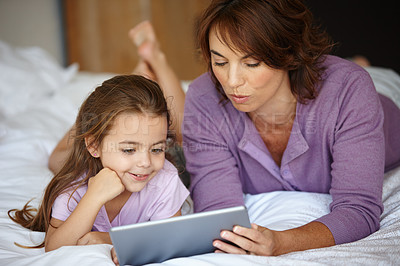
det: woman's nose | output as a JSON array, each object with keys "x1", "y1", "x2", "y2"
[{"x1": 227, "y1": 65, "x2": 244, "y2": 88}]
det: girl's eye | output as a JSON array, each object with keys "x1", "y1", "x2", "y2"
[
  {"x1": 122, "y1": 148, "x2": 135, "y2": 154},
  {"x1": 151, "y1": 148, "x2": 165, "y2": 154}
]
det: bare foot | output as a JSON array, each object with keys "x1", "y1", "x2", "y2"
[
  {"x1": 129, "y1": 21, "x2": 165, "y2": 80},
  {"x1": 129, "y1": 21, "x2": 162, "y2": 63},
  {"x1": 129, "y1": 20, "x2": 157, "y2": 47},
  {"x1": 351, "y1": 55, "x2": 371, "y2": 67}
]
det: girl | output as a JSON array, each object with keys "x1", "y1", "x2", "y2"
[{"x1": 9, "y1": 75, "x2": 189, "y2": 252}]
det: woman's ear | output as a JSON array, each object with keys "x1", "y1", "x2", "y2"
[{"x1": 85, "y1": 136, "x2": 100, "y2": 158}]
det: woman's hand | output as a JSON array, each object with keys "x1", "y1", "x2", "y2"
[
  {"x1": 87, "y1": 168, "x2": 125, "y2": 205},
  {"x1": 213, "y1": 221, "x2": 335, "y2": 256},
  {"x1": 77, "y1": 231, "x2": 112, "y2": 245},
  {"x1": 213, "y1": 223, "x2": 278, "y2": 256}
]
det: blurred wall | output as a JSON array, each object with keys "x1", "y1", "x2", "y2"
[
  {"x1": 0, "y1": 0, "x2": 64, "y2": 65},
  {"x1": 64, "y1": 0, "x2": 210, "y2": 80}
]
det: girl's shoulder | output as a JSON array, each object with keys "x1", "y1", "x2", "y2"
[{"x1": 57, "y1": 173, "x2": 89, "y2": 200}]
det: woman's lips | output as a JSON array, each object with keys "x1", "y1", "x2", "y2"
[
  {"x1": 129, "y1": 173, "x2": 149, "y2": 182},
  {"x1": 230, "y1": 94, "x2": 250, "y2": 104}
]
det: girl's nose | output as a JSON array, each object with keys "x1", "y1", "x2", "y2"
[{"x1": 137, "y1": 151, "x2": 151, "y2": 168}]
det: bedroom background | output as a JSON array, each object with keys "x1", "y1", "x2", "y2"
[
  {"x1": 1, "y1": 1, "x2": 400, "y2": 265},
  {"x1": 1, "y1": 0, "x2": 399, "y2": 81}
]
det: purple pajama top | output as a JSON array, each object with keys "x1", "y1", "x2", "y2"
[
  {"x1": 52, "y1": 160, "x2": 189, "y2": 232},
  {"x1": 182, "y1": 55, "x2": 400, "y2": 245}
]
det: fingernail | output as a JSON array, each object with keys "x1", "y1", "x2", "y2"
[
  {"x1": 213, "y1": 241, "x2": 220, "y2": 248},
  {"x1": 233, "y1": 226, "x2": 239, "y2": 233}
]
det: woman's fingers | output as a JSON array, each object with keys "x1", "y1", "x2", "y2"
[{"x1": 214, "y1": 224, "x2": 275, "y2": 256}]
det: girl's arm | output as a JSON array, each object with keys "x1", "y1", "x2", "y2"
[
  {"x1": 48, "y1": 125, "x2": 75, "y2": 174},
  {"x1": 45, "y1": 168, "x2": 125, "y2": 251}
]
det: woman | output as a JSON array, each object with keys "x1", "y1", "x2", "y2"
[{"x1": 182, "y1": 0, "x2": 400, "y2": 256}]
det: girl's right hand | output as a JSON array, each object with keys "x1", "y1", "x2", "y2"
[{"x1": 87, "y1": 168, "x2": 125, "y2": 204}]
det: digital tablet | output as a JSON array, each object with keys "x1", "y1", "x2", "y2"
[{"x1": 109, "y1": 205, "x2": 251, "y2": 266}]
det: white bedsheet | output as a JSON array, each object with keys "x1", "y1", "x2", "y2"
[{"x1": 1, "y1": 42, "x2": 399, "y2": 265}]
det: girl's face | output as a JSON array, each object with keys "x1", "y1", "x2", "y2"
[
  {"x1": 96, "y1": 112, "x2": 168, "y2": 192},
  {"x1": 209, "y1": 28, "x2": 293, "y2": 116}
]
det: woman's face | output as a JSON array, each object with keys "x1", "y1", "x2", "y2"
[{"x1": 209, "y1": 28, "x2": 293, "y2": 115}]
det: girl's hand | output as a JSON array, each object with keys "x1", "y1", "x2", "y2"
[
  {"x1": 213, "y1": 223, "x2": 278, "y2": 256},
  {"x1": 87, "y1": 168, "x2": 125, "y2": 205},
  {"x1": 77, "y1": 231, "x2": 112, "y2": 245},
  {"x1": 111, "y1": 247, "x2": 119, "y2": 265}
]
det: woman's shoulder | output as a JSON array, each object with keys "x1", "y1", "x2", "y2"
[
  {"x1": 186, "y1": 72, "x2": 219, "y2": 100},
  {"x1": 314, "y1": 55, "x2": 375, "y2": 100},
  {"x1": 320, "y1": 55, "x2": 371, "y2": 85}
]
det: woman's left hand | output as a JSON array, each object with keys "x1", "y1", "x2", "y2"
[{"x1": 213, "y1": 223, "x2": 278, "y2": 256}]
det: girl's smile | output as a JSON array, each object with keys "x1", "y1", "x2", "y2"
[
  {"x1": 129, "y1": 172, "x2": 150, "y2": 182},
  {"x1": 96, "y1": 112, "x2": 168, "y2": 192}
]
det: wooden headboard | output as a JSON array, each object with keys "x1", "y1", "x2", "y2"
[
  {"x1": 64, "y1": 1, "x2": 400, "y2": 78},
  {"x1": 63, "y1": 0, "x2": 210, "y2": 81}
]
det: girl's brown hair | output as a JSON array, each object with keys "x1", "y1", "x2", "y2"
[
  {"x1": 8, "y1": 75, "x2": 173, "y2": 248},
  {"x1": 195, "y1": 0, "x2": 334, "y2": 103}
]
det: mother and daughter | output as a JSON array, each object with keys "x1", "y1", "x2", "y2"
[{"x1": 9, "y1": 0, "x2": 400, "y2": 262}]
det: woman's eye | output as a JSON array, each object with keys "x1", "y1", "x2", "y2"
[
  {"x1": 246, "y1": 62, "x2": 260, "y2": 68},
  {"x1": 213, "y1": 62, "x2": 227, "y2": 67}
]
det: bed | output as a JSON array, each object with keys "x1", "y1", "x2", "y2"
[{"x1": 1, "y1": 41, "x2": 400, "y2": 265}]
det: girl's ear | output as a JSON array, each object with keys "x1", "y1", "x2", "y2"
[{"x1": 85, "y1": 136, "x2": 100, "y2": 158}]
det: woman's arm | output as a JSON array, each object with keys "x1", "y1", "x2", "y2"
[
  {"x1": 182, "y1": 76, "x2": 244, "y2": 212},
  {"x1": 45, "y1": 168, "x2": 125, "y2": 251}
]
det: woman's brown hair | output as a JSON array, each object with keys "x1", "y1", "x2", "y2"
[
  {"x1": 8, "y1": 75, "x2": 173, "y2": 248},
  {"x1": 195, "y1": 0, "x2": 334, "y2": 103}
]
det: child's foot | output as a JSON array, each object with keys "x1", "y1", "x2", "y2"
[
  {"x1": 129, "y1": 20, "x2": 157, "y2": 47},
  {"x1": 129, "y1": 21, "x2": 166, "y2": 76}
]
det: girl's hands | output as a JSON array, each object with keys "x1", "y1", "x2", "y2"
[
  {"x1": 213, "y1": 223, "x2": 279, "y2": 256},
  {"x1": 111, "y1": 247, "x2": 119, "y2": 265},
  {"x1": 87, "y1": 168, "x2": 125, "y2": 205},
  {"x1": 77, "y1": 231, "x2": 112, "y2": 245}
]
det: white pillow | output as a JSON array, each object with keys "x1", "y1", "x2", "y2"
[
  {"x1": 366, "y1": 66, "x2": 400, "y2": 108},
  {"x1": 0, "y1": 41, "x2": 78, "y2": 118},
  {"x1": 245, "y1": 191, "x2": 332, "y2": 231}
]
